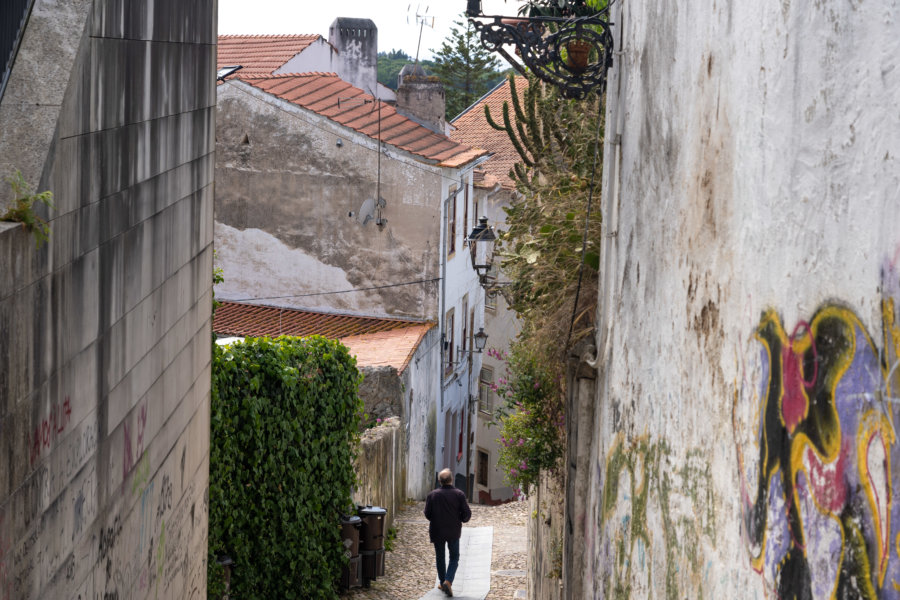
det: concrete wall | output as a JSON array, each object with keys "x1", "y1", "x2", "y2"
[
  {"x1": 580, "y1": 0, "x2": 900, "y2": 597},
  {"x1": 0, "y1": 1, "x2": 215, "y2": 599},
  {"x1": 215, "y1": 81, "x2": 444, "y2": 320}
]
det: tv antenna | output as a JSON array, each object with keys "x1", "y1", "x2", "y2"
[
  {"x1": 407, "y1": 4, "x2": 436, "y2": 64},
  {"x1": 340, "y1": 96, "x2": 387, "y2": 227}
]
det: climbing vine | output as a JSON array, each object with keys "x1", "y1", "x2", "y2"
[
  {"x1": 208, "y1": 336, "x2": 362, "y2": 599},
  {"x1": 492, "y1": 345, "x2": 565, "y2": 494}
]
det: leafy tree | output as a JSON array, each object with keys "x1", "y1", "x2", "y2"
[
  {"x1": 377, "y1": 50, "x2": 437, "y2": 91},
  {"x1": 430, "y1": 17, "x2": 503, "y2": 119}
]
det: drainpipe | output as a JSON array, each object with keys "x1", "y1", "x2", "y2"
[{"x1": 439, "y1": 177, "x2": 450, "y2": 480}]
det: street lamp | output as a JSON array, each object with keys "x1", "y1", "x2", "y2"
[
  {"x1": 473, "y1": 327, "x2": 489, "y2": 353},
  {"x1": 467, "y1": 216, "x2": 514, "y2": 301},
  {"x1": 464, "y1": 0, "x2": 614, "y2": 99}
]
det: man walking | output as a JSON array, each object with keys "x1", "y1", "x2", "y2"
[{"x1": 424, "y1": 468, "x2": 471, "y2": 597}]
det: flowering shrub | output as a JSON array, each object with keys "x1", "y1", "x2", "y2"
[{"x1": 492, "y1": 345, "x2": 565, "y2": 494}]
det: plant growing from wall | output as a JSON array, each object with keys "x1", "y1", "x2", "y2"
[
  {"x1": 491, "y1": 344, "x2": 565, "y2": 494},
  {"x1": 2, "y1": 170, "x2": 54, "y2": 248},
  {"x1": 208, "y1": 336, "x2": 363, "y2": 600},
  {"x1": 485, "y1": 75, "x2": 603, "y2": 365}
]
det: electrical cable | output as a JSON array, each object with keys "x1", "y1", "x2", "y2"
[
  {"x1": 225, "y1": 277, "x2": 442, "y2": 303},
  {"x1": 565, "y1": 94, "x2": 604, "y2": 349}
]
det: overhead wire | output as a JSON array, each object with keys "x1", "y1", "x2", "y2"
[{"x1": 225, "y1": 277, "x2": 442, "y2": 303}]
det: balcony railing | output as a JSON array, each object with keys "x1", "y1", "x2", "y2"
[{"x1": 1, "y1": 0, "x2": 34, "y2": 103}]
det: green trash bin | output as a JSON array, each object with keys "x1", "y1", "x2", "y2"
[{"x1": 358, "y1": 506, "x2": 387, "y2": 582}]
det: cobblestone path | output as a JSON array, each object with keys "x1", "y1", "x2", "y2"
[{"x1": 341, "y1": 500, "x2": 528, "y2": 600}]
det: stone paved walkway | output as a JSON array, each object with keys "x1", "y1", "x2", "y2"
[{"x1": 341, "y1": 500, "x2": 528, "y2": 600}]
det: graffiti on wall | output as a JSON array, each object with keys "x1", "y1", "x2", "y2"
[
  {"x1": 735, "y1": 290, "x2": 900, "y2": 597},
  {"x1": 598, "y1": 433, "x2": 716, "y2": 599}
]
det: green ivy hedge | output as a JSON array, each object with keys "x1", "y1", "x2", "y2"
[{"x1": 208, "y1": 336, "x2": 362, "y2": 599}]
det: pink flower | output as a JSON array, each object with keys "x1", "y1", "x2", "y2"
[
  {"x1": 518, "y1": 438, "x2": 524, "y2": 446},
  {"x1": 519, "y1": 461, "x2": 527, "y2": 471},
  {"x1": 510, "y1": 468, "x2": 518, "y2": 477},
  {"x1": 533, "y1": 381, "x2": 540, "y2": 389}
]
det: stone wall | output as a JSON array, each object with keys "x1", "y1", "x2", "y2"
[
  {"x1": 578, "y1": 0, "x2": 900, "y2": 597},
  {"x1": 354, "y1": 417, "x2": 406, "y2": 535},
  {"x1": 358, "y1": 366, "x2": 403, "y2": 421},
  {"x1": 0, "y1": 1, "x2": 215, "y2": 598}
]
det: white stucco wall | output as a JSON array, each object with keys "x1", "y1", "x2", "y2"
[
  {"x1": 437, "y1": 170, "x2": 487, "y2": 492},
  {"x1": 585, "y1": 0, "x2": 900, "y2": 598},
  {"x1": 401, "y1": 327, "x2": 442, "y2": 500}
]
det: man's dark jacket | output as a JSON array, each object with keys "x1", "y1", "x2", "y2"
[{"x1": 424, "y1": 484, "x2": 472, "y2": 543}]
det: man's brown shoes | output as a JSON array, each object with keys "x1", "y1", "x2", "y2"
[{"x1": 441, "y1": 580, "x2": 453, "y2": 597}]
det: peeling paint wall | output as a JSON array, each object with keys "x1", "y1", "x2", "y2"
[
  {"x1": 0, "y1": 1, "x2": 215, "y2": 599},
  {"x1": 583, "y1": 0, "x2": 900, "y2": 597},
  {"x1": 215, "y1": 82, "x2": 443, "y2": 320}
]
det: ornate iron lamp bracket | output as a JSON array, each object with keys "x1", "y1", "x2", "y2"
[{"x1": 466, "y1": 3, "x2": 613, "y2": 99}]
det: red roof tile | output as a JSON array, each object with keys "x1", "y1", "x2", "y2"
[
  {"x1": 232, "y1": 73, "x2": 487, "y2": 167},
  {"x1": 451, "y1": 77, "x2": 530, "y2": 190},
  {"x1": 218, "y1": 35, "x2": 323, "y2": 77},
  {"x1": 213, "y1": 301, "x2": 435, "y2": 372}
]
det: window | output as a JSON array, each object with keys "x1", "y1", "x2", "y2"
[
  {"x1": 457, "y1": 410, "x2": 465, "y2": 462},
  {"x1": 463, "y1": 178, "x2": 470, "y2": 241},
  {"x1": 478, "y1": 450, "x2": 489, "y2": 487},
  {"x1": 479, "y1": 367, "x2": 493, "y2": 413},
  {"x1": 461, "y1": 295, "x2": 469, "y2": 359},
  {"x1": 469, "y1": 307, "x2": 475, "y2": 366},
  {"x1": 447, "y1": 186, "x2": 457, "y2": 256},
  {"x1": 444, "y1": 308, "x2": 455, "y2": 377}
]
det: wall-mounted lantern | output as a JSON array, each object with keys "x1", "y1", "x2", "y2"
[{"x1": 464, "y1": 0, "x2": 614, "y2": 99}]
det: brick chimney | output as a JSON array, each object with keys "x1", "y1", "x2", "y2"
[
  {"x1": 330, "y1": 17, "x2": 378, "y2": 95},
  {"x1": 395, "y1": 63, "x2": 446, "y2": 135}
]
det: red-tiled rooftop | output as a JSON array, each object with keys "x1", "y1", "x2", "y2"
[
  {"x1": 451, "y1": 77, "x2": 529, "y2": 189},
  {"x1": 214, "y1": 301, "x2": 435, "y2": 372},
  {"x1": 234, "y1": 73, "x2": 488, "y2": 168},
  {"x1": 218, "y1": 35, "x2": 323, "y2": 77}
]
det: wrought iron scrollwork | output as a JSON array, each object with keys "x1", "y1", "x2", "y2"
[{"x1": 467, "y1": 8, "x2": 613, "y2": 99}]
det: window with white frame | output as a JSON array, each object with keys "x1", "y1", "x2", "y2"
[{"x1": 479, "y1": 366, "x2": 493, "y2": 413}]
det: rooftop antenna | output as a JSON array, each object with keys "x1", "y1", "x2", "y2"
[
  {"x1": 340, "y1": 96, "x2": 387, "y2": 227},
  {"x1": 407, "y1": 4, "x2": 436, "y2": 64}
]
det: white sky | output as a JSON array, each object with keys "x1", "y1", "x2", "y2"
[{"x1": 218, "y1": 0, "x2": 522, "y2": 61}]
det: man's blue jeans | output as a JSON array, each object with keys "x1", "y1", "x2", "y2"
[{"x1": 434, "y1": 538, "x2": 460, "y2": 584}]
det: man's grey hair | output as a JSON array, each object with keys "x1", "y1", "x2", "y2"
[{"x1": 438, "y1": 468, "x2": 453, "y2": 485}]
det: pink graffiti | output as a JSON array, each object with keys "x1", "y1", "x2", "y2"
[
  {"x1": 29, "y1": 397, "x2": 72, "y2": 466},
  {"x1": 123, "y1": 404, "x2": 148, "y2": 485},
  {"x1": 781, "y1": 323, "x2": 817, "y2": 434}
]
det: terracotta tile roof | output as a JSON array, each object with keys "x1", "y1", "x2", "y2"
[
  {"x1": 450, "y1": 77, "x2": 530, "y2": 190},
  {"x1": 213, "y1": 301, "x2": 435, "y2": 372},
  {"x1": 218, "y1": 35, "x2": 323, "y2": 77},
  {"x1": 235, "y1": 73, "x2": 488, "y2": 167}
]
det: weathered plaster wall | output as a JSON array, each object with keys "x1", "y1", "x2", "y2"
[
  {"x1": 0, "y1": 1, "x2": 215, "y2": 598},
  {"x1": 215, "y1": 82, "x2": 443, "y2": 320},
  {"x1": 583, "y1": 0, "x2": 900, "y2": 598},
  {"x1": 400, "y1": 327, "x2": 440, "y2": 500}
]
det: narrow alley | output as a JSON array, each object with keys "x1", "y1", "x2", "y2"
[{"x1": 343, "y1": 501, "x2": 528, "y2": 600}]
